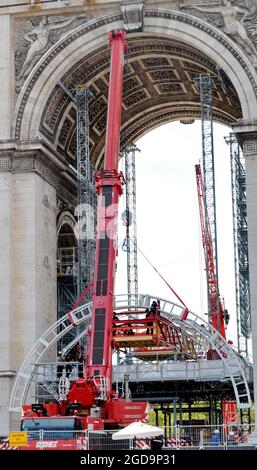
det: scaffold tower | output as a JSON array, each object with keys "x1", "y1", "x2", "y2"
[
  {"x1": 196, "y1": 74, "x2": 220, "y2": 331},
  {"x1": 225, "y1": 133, "x2": 251, "y2": 349},
  {"x1": 75, "y1": 87, "x2": 96, "y2": 299},
  {"x1": 122, "y1": 143, "x2": 140, "y2": 307}
]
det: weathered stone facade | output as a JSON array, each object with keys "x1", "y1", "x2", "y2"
[{"x1": 1, "y1": 0, "x2": 257, "y2": 433}]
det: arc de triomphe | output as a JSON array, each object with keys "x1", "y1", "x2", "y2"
[{"x1": 1, "y1": 0, "x2": 257, "y2": 433}]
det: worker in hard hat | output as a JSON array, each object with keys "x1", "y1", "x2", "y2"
[{"x1": 211, "y1": 429, "x2": 220, "y2": 446}]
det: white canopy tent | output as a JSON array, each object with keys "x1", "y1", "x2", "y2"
[{"x1": 112, "y1": 422, "x2": 164, "y2": 440}]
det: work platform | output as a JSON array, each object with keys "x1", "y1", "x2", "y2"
[
  {"x1": 113, "y1": 358, "x2": 253, "y2": 384},
  {"x1": 31, "y1": 357, "x2": 252, "y2": 388},
  {"x1": 24, "y1": 356, "x2": 253, "y2": 407},
  {"x1": 112, "y1": 311, "x2": 196, "y2": 359}
]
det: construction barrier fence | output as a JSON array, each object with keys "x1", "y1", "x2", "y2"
[{"x1": 0, "y1": 424, "x2": 256, "y2": 450}]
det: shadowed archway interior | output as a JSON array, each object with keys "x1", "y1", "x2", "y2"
[{"x1": 39, "y1": 35, "x2": 242, "y2": 168}]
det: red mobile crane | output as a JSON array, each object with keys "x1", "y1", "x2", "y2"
[
  {"x1": 20, "y1": 31, "x2": 148, "y2": 450},
  {"x1": 195, "y1": 163, "x2": 228, "y2": 340}
]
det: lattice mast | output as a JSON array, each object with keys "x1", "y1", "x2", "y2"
[
  {"x1": 225, "y1": 133, "x2": 251, "y2": 350},
  {"x1": 75, "y1": 87, "x2": 96, "y2": 299},
  {"x1": 197, "y1": 75, "x2": 221, "y2": 334},
  {"x1": 124, "y1": 143, "x2": 139, "y2": 307}
]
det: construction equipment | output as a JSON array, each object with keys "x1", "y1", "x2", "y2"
[
  {"x1": 195, "y1": 163, "x2": 228, "y2": 340},
  {"x1": 19, "y1": 31, "x2": 149, "y2": 449},
  {"x1": 122, "y1": 143, "x2": 140, "y2": 309},
  {"x1": 225, "y1": 133, "x2": 251, "y2": 351}
]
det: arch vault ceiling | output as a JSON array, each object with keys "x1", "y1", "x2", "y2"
[{"x1": 39, "y1": 35, "x2": 242, "y2": 167}]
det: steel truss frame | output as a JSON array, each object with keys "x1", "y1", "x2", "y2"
[
  {"x1": 123, "y1": 143, "x2": 140, "y2": 307},
  {"x1": 196, "y1": 75, "x2": 220, "y2": 330},
  {"x1": 225, "y1": 133, "x2": 251, "y2": 346},
  {"x1": 75, "y1": 87, "x2": 96, "y2": 299}
]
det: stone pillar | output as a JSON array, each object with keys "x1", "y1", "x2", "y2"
[
  {"x1": 233, "y1": 123, "x2": 257, "y2": 427},
  {"x1": 0, "y1": 171, "x2": 15, "y2": 435},
  {"x1": 0, "y1": 15, "x2": 14, "y2": 139},
  {"x1": 0, "y1": 152, "x2": 57, "y2": 434}
]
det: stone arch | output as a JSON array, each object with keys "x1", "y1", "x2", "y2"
[
  {"x1": 14, "y1": 10, "x2": 257, "y2": 147},
  {"x1": 57, "y1": 210, "x2": 76, "y2": 239},
  {"x1": 57, "y1": 210, "x2": 77, "y2": 278}
]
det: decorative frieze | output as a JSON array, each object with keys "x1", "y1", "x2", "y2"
[
  {"x1": 0, "y1": 156, "x2": 12, "y2": 170},
  {"x1": 0, "y1": 149, "x2": 77, "y2": 206},
  {"x1": 243, "y1": 139, "x2": 257, "y2": 156}
]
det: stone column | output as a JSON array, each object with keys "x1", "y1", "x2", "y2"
[
  {"x1": 0, "y1": 151, "x2": 58, "y2": 434},
  {"x1": 233, "y1": 123, "x2": 257, "y2": 426},
  {"x1": 0, "y1": 170, "x2": 15, "y2": 435},
  {"x1": 0, "y1": 15, "x2": 14, "y2": 139}
]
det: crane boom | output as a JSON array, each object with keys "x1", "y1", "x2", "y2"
[
  {"x1": 195, "y1": 163, "x2": 227, "y2": 339},
  {"x1": 86, "y1": 31, "x2": 127, "y2": 396}
]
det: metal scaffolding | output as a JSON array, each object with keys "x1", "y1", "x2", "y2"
[
  {"x1": 196, "y1": 74, "x2": 220, "y2": 330},
  {"x1": 122, "y1": 144, "x2": 140, "y2": 307},
  {"x1": 225, "y1": 134, "x2": 251, "y2": 348},
  {"x1": 58, "y1": 82, "x2": 97, "y2": 307},
  {"x1": 75, "y1": 87, "x2": 96, "y2": 299}
]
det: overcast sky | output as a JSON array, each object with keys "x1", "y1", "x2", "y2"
[{"x1": 116, "y1": 120, "x2": 238, "y2": 345}]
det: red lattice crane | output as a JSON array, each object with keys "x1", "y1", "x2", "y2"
[{"x1": 195, "y1": 163, "x2": 227, "y2": 340}]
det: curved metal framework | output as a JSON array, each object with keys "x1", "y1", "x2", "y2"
[{"x1": 9, "y1": 294, "x2": 251, "y2": 413}]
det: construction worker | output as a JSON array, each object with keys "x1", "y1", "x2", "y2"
[
  {"x1": 145, "y1": 308, "x2": 152, "y2": 334},
  {"x1": 57, "y1": 353, "x2": 65, "y2": 379},
  {"x1": 150, "y1": 301, "x2": 158, "y2": 314},
  {"x1": 150, "y1": 435, "x2": 163, "y2": 450},
  {"x1": 146, "y1": 301, "x2": 158, "y2": 334},
  {"x1": 211, "y1": 429, "x2": 220, "y2": 446},
  {"x1": 65, "y1": 354, "x2": 73, "y2": 378},
  {"x1": 228, "y1": 431, "x2": 236, "y2": 446}
]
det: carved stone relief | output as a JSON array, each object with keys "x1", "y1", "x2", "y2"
[
  {"x1": 181, "y1": 1, "x2": 257, "y2": 68},
  {"x1": 15, "y1": 14, "x2": 88, "y2": 91},
  {"x1": 56, "y1": 198, "x2": 74, "y2": 218},
  {"x1": 42, "y1": 194, "x2": 51, "y2": 209}
]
